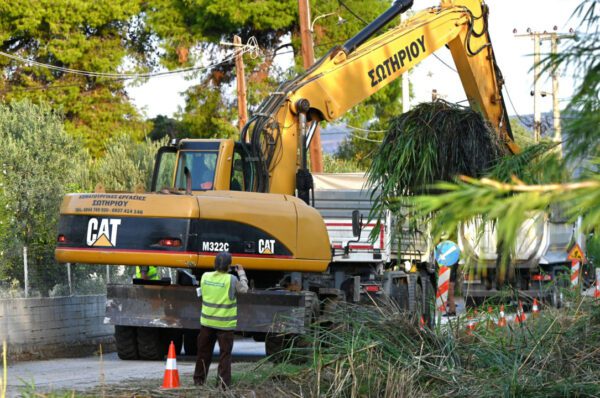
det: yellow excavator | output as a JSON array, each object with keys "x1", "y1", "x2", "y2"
[{"x1": 56, "y1": 0, "x2": 516, "y2": 359}]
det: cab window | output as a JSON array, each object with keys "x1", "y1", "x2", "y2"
[
  {"x1": 175, "y1": 151, "x2": 218, "y2": 191},
  {"x1": 230, "y1": 144, "x2": 256, "y2": 191},
  {"x1": 230, "y1": 150, "x2": 245, "y2": 191}
]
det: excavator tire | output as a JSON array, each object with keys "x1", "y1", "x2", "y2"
[
  {"x1": 115, "y1": 325, "x2": 139, "y2": 360},
  {"x1": 137, "y1": 327, "x2": 167, "y2": 360},
  {"x1": 265, "y1": 291, "x2": 318, "y2": 363}
]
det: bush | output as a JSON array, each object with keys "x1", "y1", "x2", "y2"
[
  {"x1": 0, "y1": 100, "x2": 90, "y2": 295},
  {"x1": 91, "y1": 134, "x2": 164, "y2": 192}
]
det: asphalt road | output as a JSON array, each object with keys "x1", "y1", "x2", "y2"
[{"x1": 6, "y1": 338, "x2": 265, "y2": 397}]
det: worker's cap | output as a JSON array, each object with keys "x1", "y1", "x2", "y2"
[{"x1": 214, "y1": 251, "x2": 232, "y2": 270}]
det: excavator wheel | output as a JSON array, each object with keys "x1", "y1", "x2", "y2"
[
  {"x1": 115, "y1": 325, "x2": 139, "y2": 360},
  {"x1": 265, "y1": 291, "x2": 318, "y2": 363},
  {"x1": 137, "y1": 327, "x2": 167, "y2": 360}
]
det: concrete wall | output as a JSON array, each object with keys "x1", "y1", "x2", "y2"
[{"x1": 0, "y1": 295, "x2": 114, "y2": 360}]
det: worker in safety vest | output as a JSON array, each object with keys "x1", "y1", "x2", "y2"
[
  {"x1": 194, "y1": 251, "x2": 248, "y2": 388},
  {"x1": 134, "y1": 266, "x2": 160, "y2": 280}
]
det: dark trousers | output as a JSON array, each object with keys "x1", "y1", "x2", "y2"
[{"x1": 193, "y1": 326, "x2": 234, "y2": 388}]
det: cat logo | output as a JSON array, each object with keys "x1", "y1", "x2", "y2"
[
  {"x1": 258, "y1": 239, "x2": 276, "y2": 255},
  {"x1": 86, "y1": 218, "x2": 121, "y2": 247}
]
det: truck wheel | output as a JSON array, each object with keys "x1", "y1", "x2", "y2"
[
  {"x1": 115, "y1": 325, "x2": 139, "y2": 360},
  {"x1": 183, "y1": 329, "x2": 199, "y2": 356},
  {"x1": 550, "y1": 269, "x2": 569, "y2": 308},
  {"x1": 418, "y1": 272, "x2": 435, "y2": 326},
  {"x1": 550, "y1": 284, "x2": 564, "y2": 309},
  {"x1": 391, "y1": 280, "x2": 409, "y2": 310},
  {"x1": 137, "y1": 327, "x2": 167, "y2": 360}
]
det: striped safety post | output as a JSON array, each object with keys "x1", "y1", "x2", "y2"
[
  {"x1": 436, "y1": 265, "x2": 451, "y2": 314},
  {"x1": 571, "y1": 260, "x2": 580, "y2": 288},
  {"x1": 595, "y1": 268, "x2": 600, "y2": 303}
]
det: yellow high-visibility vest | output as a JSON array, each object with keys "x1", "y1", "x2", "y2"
[
  {"x1": 135, "y1": 266, "x2": 159, "y2": 280},
  {"x1": 200, "y1": 271, "x2": 237, "y2": 330}
]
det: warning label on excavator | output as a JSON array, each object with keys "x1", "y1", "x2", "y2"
[{"x1": 567, "y1": 243, "x2": 587, "y2": 263}]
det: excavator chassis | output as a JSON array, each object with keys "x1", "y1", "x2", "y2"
[{"x1": 105, "y1": 284, "x2": 309, "y2": 334}]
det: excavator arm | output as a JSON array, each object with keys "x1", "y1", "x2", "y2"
[{"x1": 246, "y1": 0, "x2": 518, "y2": 196}]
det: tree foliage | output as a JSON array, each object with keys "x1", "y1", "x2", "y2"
[
  {"x1": 145, "y1": 0, "x2": 403, "y2": 139},
  {"x1": 0, "y1": 0, "x2": 150, "y2": 156},
  {"x1": 92, "y1": 134, "x2": 163, "y2": 192},
  {"x1": 0, "y1": 101, "x2": 89, "y2": 294}
]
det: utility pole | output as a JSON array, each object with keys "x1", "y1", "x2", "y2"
[
  {"x1": 298, "y1": 0, "x2": 323, "y2": 173},
  {"x1": 234, "y1": 35, "x2": 248, "y2": 132},
  {"x1": 550, "y1": 37, "x2": 560, "y2": 152},
  {"x1": 515, "y1": 28, "x2": 575, "y2": 152},
  {"x1": 533, "y1": 36, "x2": 541, "y2": 142}
]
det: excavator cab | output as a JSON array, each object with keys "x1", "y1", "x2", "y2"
[{"x1": 150, "y1": 138, "x2": 258, "y2": 193}]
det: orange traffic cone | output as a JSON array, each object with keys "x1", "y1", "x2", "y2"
[
  {"x1": 497, "y1": 305, "x2": 507, "y2": 327},
  {"x1": 419, "y1": 315, "x2": 426, "y2": 331},
  {"x1": 515, "y1": 300, "x2": 527, "y2": 324},
  {"x1": 532, "y1": 298, "x2": 540, "y2": 317},
  {"x1": 161, "y1": 341, "x2": 180, "y2": 389},
  {"x1": 594, "y1": 280, "x2": 600, "y2": 299},
  {"x1": 466, "y1": 312, "x2": 478, "y2": 335}
]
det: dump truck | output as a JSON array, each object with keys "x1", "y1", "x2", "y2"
[
  {"x1": 459, "y1": 209, "x2": 586, "y2": 307},
  {"x1": 56, "y1": 0, "x2": 518, "y2": 359}
]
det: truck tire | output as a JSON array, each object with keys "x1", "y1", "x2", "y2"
[
  {"x1": 137, "y1": 327, "x2": 167, "y2": 360},
  {"x1": 391, "y1": 279, "x2": 409, "y2": 310},
  {"x1": 550, "y1": 268, "x2": 569, "y2": 308},
  {"x1": 115, "y1": 325, "x2": 139, "y2": 360},
  {"x1": 418, "y1": 272, "x2": 435, "y2": 326},
  {"x1": 183, "y1": 329, "x2": 199, "y2": 356}
]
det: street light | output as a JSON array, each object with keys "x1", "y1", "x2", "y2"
[{"x1": 310, "y1": 12, "x2": 346, "y2": 32}]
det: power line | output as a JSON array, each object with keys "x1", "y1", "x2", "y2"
[
  {"x1": 0, "y1": 41, "x2": 259, "y2": 80},
  {"x1": 346, "y1": 124, "x2": 386, "y2": 134},
  {"x1": 347, "y1": 131, "x2": 383, "y2": 143},
  {"x1": 338, "y1": 0, "x2": 368, "y2": 25},
  {"x1": 432, "y1": 53, "x2": 457, "y2": 73},
  {"x1": 504, "y1": 84, "x2": 529, "y2": 126}
]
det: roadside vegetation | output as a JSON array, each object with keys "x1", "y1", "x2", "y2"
[
  {"x1": 8, "y1": 294, "x2": 600, "y2": 398},
  {"x1": 259, "y1": 296, "x2": 600, "y2": 398}
]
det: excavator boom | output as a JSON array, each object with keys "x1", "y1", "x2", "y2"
[{"x1": 246, "y1": 0, "x2": 517, "y2": 196}]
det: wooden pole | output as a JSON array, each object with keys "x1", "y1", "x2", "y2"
[
  {"x1": 234, "y1": 35, "x2": 248, "y2": 132},
  {"x1": 23, "y1": 246, "x2": 28, "y2": 297},
  {"x1": 533, "y1": 35, "x2": 541, "y2": 142},
  {"x1": 550, "y1": 34, "x2": 562, "y2": 157},
  {"x1": 298, "y1": 0, "x2": 323, "y2": 172}
]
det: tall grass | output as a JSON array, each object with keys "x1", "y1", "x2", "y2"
[{"x1": 269, "y1": 297, "x2": 600, "y2": 398}]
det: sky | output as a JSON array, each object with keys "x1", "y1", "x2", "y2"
[{"x1": 126, "y1": 0, "x2": 582, "y2": 121}]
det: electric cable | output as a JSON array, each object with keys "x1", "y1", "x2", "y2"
[
  {"x1": 0, "y1": 39, "x2": 260, "y2": 80},
  {"x1": 338, "y1": 0, "x2": 369, "y2": 25},
  {"x1": 504, "y1": 84, "x2": 530, "y2": 126}
]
